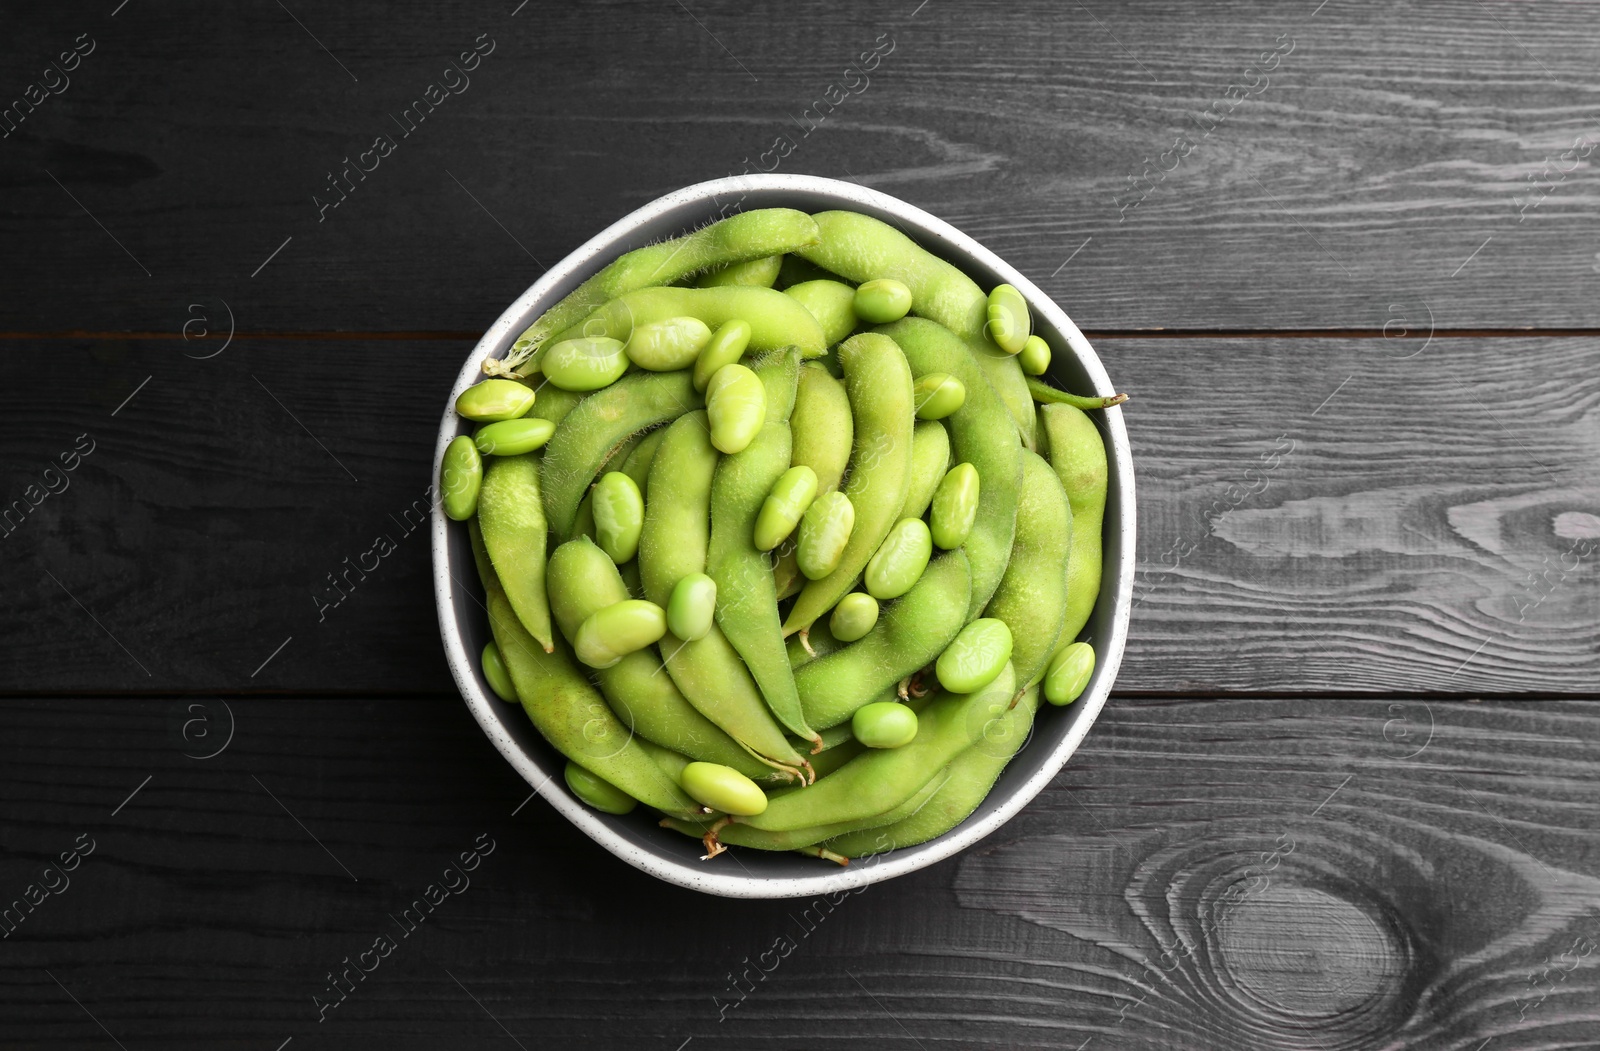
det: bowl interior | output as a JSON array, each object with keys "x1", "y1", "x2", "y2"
[{"x1": 433, "y1": 175, "x2": 1134, "y2": 898}]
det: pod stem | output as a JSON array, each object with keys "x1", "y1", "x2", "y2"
[
  {"x1": 798, "y1": 845, "x2": 849, "y2": 866},
  {"x1": 701, "y1": 817, "x2": 732, "y2": 860},
  {"x1": 798, "y1": 628, "x2": 817, "y2": 658},
  {"x1": 1026, "y1": 377, "x2": 1128, "y2": 410}
]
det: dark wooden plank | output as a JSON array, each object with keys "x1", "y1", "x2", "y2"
[
  {"x1": 2, "y1": 693, "x2": 1598, "y2": 1048},
  {"x1": 3, "y1": 1, "x2": 1599, "y2": 333}
]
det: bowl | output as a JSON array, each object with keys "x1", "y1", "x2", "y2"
[{"x1": 432, "y1": 174, "x2": 1134, "y2": 898}]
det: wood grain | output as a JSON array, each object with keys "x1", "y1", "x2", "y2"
[
  {"x1": 4, "y1": 1, "x2": 1600, "y2": 333},
  {"x1": 3, "y1": 693, "x2": 1598, "y2": 1048}
]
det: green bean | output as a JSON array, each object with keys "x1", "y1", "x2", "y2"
[
  {"x1": 825, "y1": 687, "x2": 1041, "y2": 857},
  {"x1": 619, "y1": 425, "x2": 667, "y2": 497},
  {"x1": 1039, "y1": 403, "x2": 1109, "y2": 640},
  {"x1": 754, "y1": 465, "x2": 818, "y2": 551},
  {"x1": 984, "y1": 450, "x2": 1071, "y2": 686},
  {"x1": 564, "y1": 762, "x2": 637, "y2": 815},
  {"x1": 456, "y1": 378, "x2": 537, "y2": 422},
  {"x1": 477, "y1": 453, "x2": 553, "y2": 651},
  {"x1": 1027, "y1": 376, "x2": 1129, "y2": 410},
  {"x1": 929, "y1": 462, "x2": 980, "y2": 550},
  {"x1": 783, "y1": 333, "x2": 915, "y2": 635},
  {"x1": 876, "y1": 318, "x2": 1021, "y2": 617},
  {"x1": 474, "y1": 417, "x2": 555, "y2": 457},
  {"x1": 912, "y1": 372, "x2": 966, "y2": 420},
  {"x1": 541, "y1": 336, "x2": 630, "y2": 391},
  {"x1": 667, "y1": 572, "x2": 717, "y2": 641},
  {"x1": 797, "y1": 491, "x2": 855, "y2": 580},
  {"x1": 574, "y1": 599, "x2": 667, "y2": 669},
  {"x1": 985, "y1": 283, "x2": 1030, "y2": 355},
  {"x1": 591, "y1": 471, "x2": 644, "y2": 564},
  {"x1": 784, "y1": 279, "x2": 858, "y2": 348},
  {"x1": 696, "y1": 254, "x2": 783, "y2": 288},
  {"x1": 853, "y1": 278, "x2": 913, "y2": 324},
  {"x1": 900, "y1": 421, "x2": 951, "y2": 521},
  {"x1": 624, "y1": 316, "x2": 712, "y2": 371},
  {"x1": 480, "y1": 641, "x2": 516, "y2": 703},
  {"x1": 492, "y1": 208, "x2": 820, "y2": 376},
  {"x1": 798, "y1": 211, "x2": 987, "y2": 340},
  {"x1": 797, "y1": 551, "x2": 971, "y2": 729},
  {"x1": 705, "y1": 363, "x2": 766, "y2": 454},
  {"x1": 865, "y1": 518, "x2": 933, "y2": 600},
  {"x1": 440, "y1": 436, "x2": 482, "y2": 521},
  {"x1": 853, "y1": 701, "x2": 918, "y2": 749},
  {"x1": 542, "y1": 370, "x2": 703, "y2": 540},
  {"x1": 1044, "y1": 642, "x2": 1095, "y2": 705},
  {"x1": 936, "y1": 618, "x2": 1013, "y2": 693},
  {"x1": 550, "y1": 285, "x2": 826, "y2": 360},
  {"x1": 790, "y1": 363, "x2": 853, "y2": 495},
  {"x1": 1019, "y1": 334, "x2": 1051, "y2": 376},
  {"x1": 828, "y1": 591, "x2": 879, "y2": 643},
  {"x1": 545, "y1": 538, "x2": 782, "y2": 782},
  {"x1": 681, "y1": 762, "x2": 768, "y2": 816},
  {"x1": 693, "y1": 319, "x2": 751, "y2": 392}
]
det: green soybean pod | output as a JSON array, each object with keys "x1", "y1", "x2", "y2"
[
  {"x1": 619, "y1": 425, "x2": 667, "y2": 497},
  {"x1": 477, "y1": 453, "x2": 554, "y2": 652},
  {"x1": 592, "y1": 471, "x2": 644, "y2": 564},
  {"x1": 783, "y1": 332, "x2": 915, "y2": 635},
  {"x1": 986, "y1": 283, "x2": 1031, "y2": 355},
  {"x1": 853, "y1": 700, "x2": 919, "y2": 749},
  {"x1": 929, "y1": 462, "x2": 981, "y2": 550},
  {"x1": 829, "y1": 592, "x2": 879, "y2": 642},
  {"x1": 667, "y1": 572, "x2": 717, "y2": 642},
  {"x1": 773, "y1": 541, "x2": 803, "y2": 601},
  {"x1": 865, "y1": 518, "x2": 933, "y2": 600},
  {"x1": 530, "y1": 383, "x2": 585, "y2": 426},
  {"x1": 574, "y1": 599, "x2": 667, "y2": 669},
  {"x1": 480, "y1": 641, "x2": 516, "y2": 702},
  {"x1": 696, "y1": 254, "x2": 784, "y2": 288},
  {"x1": 550, "y1": 286, "x2": 826, "y2": 360},
  {"x1": 797, "y1": 551, "x2": 971, "y2": 729},
  {"x1": 912, "y1": 372, "x2": 966, "y2": 420},
  {"x1": 797, "y1": 491, "x2": 855, "y2": 580},
  {"x1": 984, "y1": 451, "x2": 1071, "y2": 686},
  {"x1": 456, "y1": 378, "x2": 537, "y2": 422},
  {"x1": 790, "y1": 363, "x2": 854, "y2": 495},
  {"x1": 1039, "y1": 403, "x2": 1109, "y2": 640},
  {"x1": 474, "y1": 417, "x2": 555, "y2": 457},
  {"x1": 542, "y1": 370, "x2": 703, "y2": 540},
  {"x1": 440, "y1": 435, "x2": 482, "y2": 521},
  {"x1": 624, "y1": 316, "x2": 713, "y2": 371},
  {"x1": 754, "y1": 465, "x2": 818, "y2": 551},
  {"x1": 705, "y1": 363, "x2": 767, "y2": 455},
  {"x1": 564, "y1": 761, "x2": 637, "y2": 815},
  {"x1": 1044, "y1": 642, "x2": 1095, "y2": 705},
  {"x1": 776, "y1": 253, "x2": 841, "y2": 289},
  {"x1": 693, "y1": 319, "x2": 752, "y2": 392},
  {"x1": 936, "y1": 618, "x2": 1013, "y2": 694},
  {"x1": 784, "y1": 279, "x2": 858, "y2": 348},
  {"x1": 638, "y1": 412, "x2": 717, "y2": 608},
  {"x1": 969, "y1": 335, "x2": 1037, "y2": 448},
  {"x1": 853, "y1": 278, "x2": 913, "y2": 324},
  {"x1": 1020, "y1": 334, "x2": 1051, "y2": 376},
  {"x1": 900, "y1": 421, "x2": 951, "y2": 521},
  {"x1": 541, "y1": 336, "x2": 630, "y2": 392}
]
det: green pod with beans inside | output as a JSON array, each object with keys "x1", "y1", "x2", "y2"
[
  {"x1": 900, "y1": 420, "x2": 951, "y2": 521},
  {"x1": 789, "y1": 363, "x2": 854, "y2": 496},
  {"x1": 696, "y1": 254, "x2": 783, "y2": 288},
  {"x1": 983, "y1": 450, "x2": 1072, "y2": 687},
  {"x1": 476, "y1": 453, "x2": 553, "y2": 652},
  {"x1": 784, "y1": 279, "x2": 859, "y2": 348},
  {"x1": 1039, "y1": 403, "x2": 1110, "y2": 641},
  {"x1": 551, "y1": 285, "x2": 826, "y2": 360}
]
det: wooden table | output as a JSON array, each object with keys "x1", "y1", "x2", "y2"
[{"x1": 4, "y1": 2, "x2": 1597, "y2": 1047}]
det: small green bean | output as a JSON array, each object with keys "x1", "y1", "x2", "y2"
[
  {"x1": 625, "y1": 316, "x2": 713, "y2": 371},
  {"x1": 852, "y1": 701, "x2": 918, "y2": 749},
  {"x1": 1044, "y1": 642, "x2": 1095, "y2": 705},
  {"x1": 784, "y1": 279, "x2": 858, "y2": 347},
  {"x1": 693, "y1": 319, "x2": 751, "y2": 392},
  {"x1": 574, "y1": 599, "x2": 667, "y2": 669},
  {"x1": 681, "y1": 762, "x2": 768, "y2": 816},
  {"x1": 853, "y1": 278, "x2": 913, "y2": 324},
  {"x1": 456, "y1": 378, "x2": 537, "y2": 422},
  {"x1": 829, "y1": 592, "x2": 879, "y2": 642},
  {"x1": 592, "y1": 471, "x2": 644, "y2": 563},
  {"x1": 541, "y1": 336, "x2": 630, "y2": 391},
  {"x1": 1019, "y1": 335, "x2": 1051, "y2": 376},
  {"x1": 936, "y1": 618, "x2": 1013, "y2": 694},
  {"x1": 480, "y1": 641, "x2": 516, "y2": 702},
  {"x1": 865, "y1": 518, "x2": 933, "y2": 600},
  {"x1": 667, "y1": 572, "x2": 717, "y2": 642},
  {"x1": 929, "y1": 462, "x2": 980, "y2": 549},
  {"x1": 797, "y1": 491, "x2": 855, "y2": 580},
  {"x1": 564, "y1": 761, "x2": 638, "y2": 815},
  {"x1": 474, "y1": 417, "x2": 555, "y2": 457},
  {"x1": 985, "y1": 283, "x2": 1031, "y2": 355},
  {"x1": 790, "y1": 363, "x2": 853, "y2": 495},
  {"x1": 754, "y1": 465, "x2": 818, "y2": 551},
  {"x1": 705, "y1": 362, "x2": 767, "y2": 454},
  {"x1": 696, "y1": 254, "x2": 783, "y2": 288},
  {"x1": 440, "y1": 436, "x2": 482, "y2": 521},
  {"x1": 900, "y1": 421, "x2": 951, "y2": 521},
  {"x1": 912, "y1": 372, "x2": 966, "y2": 420},
  {"x1": 551, "y1": 285, "x2": 826, "y2": 359}
]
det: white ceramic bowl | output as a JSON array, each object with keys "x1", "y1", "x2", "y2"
[{"x1": 433, "y1": 174, "x2": 1134, "y2": 898}]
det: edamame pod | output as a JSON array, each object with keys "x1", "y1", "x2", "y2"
[
  {"x1": 784, "y1": 279, "x2": 858, "y2": 347},
  {"x1": 530, "y1": 383, "x2": 585, "y2": 426},
  {"x1": 754, "y1": 465, "x2": 818, "y2": 551},
  {"x1": 969, "y1": 335, "x2": 1037, "y2": 448},
  {"x1": 783, "y1": 333, "x2": 915, "y2": 635},
  {"x1": 1039, "y1": 403, "x2": 1109, "y2": 641},
  {"x1": 936, "y1": 618, "x2": 1013, "y2": 694},
  {"x1": 772, "y1": 541, "x2": 803, "y2": 600},
  {"x1": 542, "y1": 370, "x2": 703, "y2": 540},
  {"x1": 624, "y1": 316, "x2": 713, "y2": 371},
  {"x1": 456, "y1": 379, "x2": 536, "y2": 422},
  {"x1": 693, "y1": 319, "x2": 751, "y2": 392},
  {"x1": 440, "y1": 436, "x2": 482, "y2": 521},
  {"x1": 985, "y1": 451, "x2": 1071, "y2": 687},
  {"x1": 574, "y1": 599, "x2": 667, "y2": 669},
  {"x1": 930, "y1": 462, "x2": 981, "y2": 550},
  {"x1": 551, "y1": 286, "x2": 826, "y2": 360},
  {"x1": 865, "y1": 518, "x2": 933, "y2": 600},
  {"x1": 480, "y1": 641, "x2": 516, "y2": 702},
  {"x1": 564, "y1": 762, "x2": 637, "y2": 815},
  {"x1": 877, "y1": 318, "x2": 1022, "y2": 617},
  {"x1": 790, "y1": 363, "x2": 853, "y2": 495},
  {"x1": 985, "y1": 283, "x2": 1031, "y2": 354},
  {"x1": 667, "y1": 572, "x2": 717, "y2": 641},
  {"x1": 477, "y1": 453, "x2": 554, "y2": 652},
  {"x1": 828, "y1": 592, "x2": 879, "y2": 643},
  {"x1": 592, "y1": 471, "x2": 644, "y2": 564},
  {"x1": 619, "y1": 425, "x2": 667, "y2": 497},
  {"x1": 1045, "y1": 642, "x2": 1095, "y2": 705},
  {"x1": 797, "y1": 551, "x2": 971, "y2": 729},
  {"x1": 797, "y1": 491, "x2": 855, "y2": 580},
  {"x1": 474, "y1": 417, "x2": 555, "y2": 457},
  {"x1": 696, "y1": 254, "x2": 783, "y2": 288},
  {"x1": 900, "y1": 421, "x2": 951, "y2": 521},
  {"x1": 541, "y1": 336, "x2": 630, "y2": 391},
  {"x1": 705, "y1": 363, "x2": 766, "y2": 455}
]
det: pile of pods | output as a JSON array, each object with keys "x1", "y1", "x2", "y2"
[{"x1": 442, "y1": 208, "x2": 1124, "y2": 864}]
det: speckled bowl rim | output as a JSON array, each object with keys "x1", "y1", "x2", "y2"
[{"x1": 432, "y1": 174, "x2": 1134, "y2": 898}]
